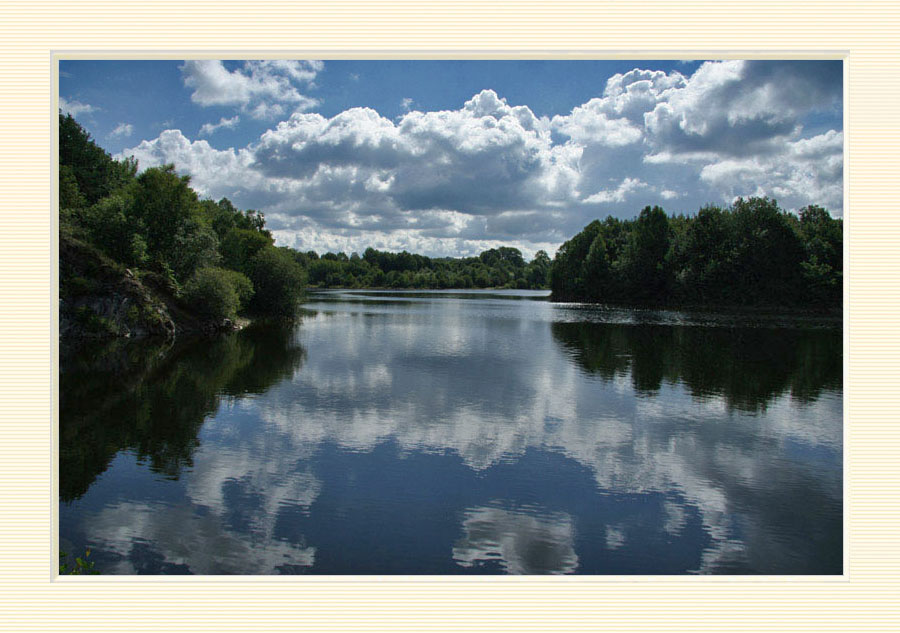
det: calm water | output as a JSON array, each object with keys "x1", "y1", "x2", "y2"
[{"x1": 59, "y1": 289, "x2": 843, "y2": 574}]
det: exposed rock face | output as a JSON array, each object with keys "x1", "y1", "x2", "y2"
[
  {"x1": 59, "y1": 234, "x2": 237, "y2": 339},
  {"x1": 59, "y1": 280, "x2": 175, "y2": 339}
]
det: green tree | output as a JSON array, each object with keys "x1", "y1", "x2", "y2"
[
  {"x1": 248, "y1": 246, "x2": 307, "y2": 316},
  {"x1": 170, "y1": 219, "x2": 220, "y2": 281},
  {"x1": 672, "y1": 205, "x2": 735, "y2": 303},
  {"x1": 59, "y1": 164, "x2": 87, "y2": 210},
  {"x1": 220, "y1": 228, "x2": 274, "y2": 274},
  {"x1": 798, "y1": 205, "x2": 842, "y2": 306},
  {"x1": 131, "y1": 164, "x2": 201, "y2": 277},
  {"x1": 581, "y1": 233, "x2": 611, "y2": 301},
  {"x1": 615, "y1": 205, "x2": 672, "y2": 303},
  {"x1": 81, "y1": 191, "x2": 147, "y2": 267},
  {"x1": 525, "y1": 250, "x2": 551, "y2": 288},
  {"x1": 182, "y1": 267, "x2": 254, "y2": 321},
  {"x1": 550, "y1": 220, "x2": 602, "y2": 300},
  {"x1": 59, "y1": 113, "x2": 137, "y2": 205},
  {"x1": 730, "y1": 197, "x2": 805, "y2": 304}
]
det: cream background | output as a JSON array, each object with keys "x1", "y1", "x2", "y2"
[{"x1": 0, "y1": 0, "x2": 895, "y2": 630}]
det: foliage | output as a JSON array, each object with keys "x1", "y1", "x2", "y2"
[
  {"x1": 59, "y1": 113, "x2": 136, "y2": 205},
  {"x1": 130, "y1": 165, "x2": 205, "y2": 278},
  {"x1": 220, "y1": 228, "x2": 273, "y2": 274},
  {"x1": 798, "y1": 204, "x2": 843, "y2": 306},
  {"x1": 303, "y1": 245, "x2": 550, "y2": 290},
  {"x1": 182, "y1": 267, "x2": 254, "y2": 321},
  {"x1": 671, "y1": 205, "x2": 734, "y2": 303},
  {"x1": 199, "y1": 197, "x2": 269, "y2": 240},
  {"x1": 80, "y1": 192, "x2": 146, "y2": 267},
  {"x1": 615, "y1": 206, "x2": 672, "y2": 303},
  {"x1": 169, "y1": 218, "x2": 221, "y2": 282},
  {"x1": 59, "y1": 164, "x2": 87, "y2": 210},
  {"x1": 549, "y1": 220, "x2": 602, "y2": 300},
  {"x1": 59, "y1": 549, "x2": 100, "y2": 575},
  {"x1": 525, "y1": 250, "x2": 551, "y2": 288},
  {"x1": 729, "y1": 197, "x2": 806, "y2": 304},
  {"x1": 550, "y1": 197, "x2": 842, "y2": 309},
  {"x1": 248, "y1": 246, "x2": 307, "y2": 316},
  {"x1": 59, "y1": 114, "x2": 302, "y2": 322}
]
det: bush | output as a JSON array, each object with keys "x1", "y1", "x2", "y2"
[
  {"x1": 248, "y1": 246, "x2": 307, "y2": 316},
  {"x1": 182, "y1": 267, "x2": 254, "y2": 321}
]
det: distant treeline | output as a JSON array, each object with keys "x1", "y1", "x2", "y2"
[
  {"x1": 295, "y1": 246, "x2": 551, "y2": 290},
  {"x1": 550, "y1": 200, "x2": 842, "y2": 309}
]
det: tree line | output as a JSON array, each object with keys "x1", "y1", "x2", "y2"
[
  {"x1": 295, "y1": 246, "x2": 551, "y2": 290},
  {"x1": 550, "y1": 200, "x2": 842, "y2": 309}
]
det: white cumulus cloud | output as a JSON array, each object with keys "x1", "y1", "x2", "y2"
[
  {"x1": 583, "y1": 177, "x2": 649, "y2": 204},
  {"x1": 181, "y1": 60, "x2": 322, "y2": 118},
  {"x1": 122, "y1": 60, "x2": 843, "y2": 257},
  {"x1": 199, "y1": 115, "x2": 240, "y2": 136},
  {"x1": 107, "y1": 122, "x2": 133, "y2": 139},
  {"x1": 59, "y1": 97, "x2": 95, "y2": 117}
]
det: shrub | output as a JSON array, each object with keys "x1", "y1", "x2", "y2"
[
  {"x1": 248, "y1": 246, "x2": 307, "y2": 316},
  {"x1": 182, "y1": 267, "x2": 254, "y2": 321}
]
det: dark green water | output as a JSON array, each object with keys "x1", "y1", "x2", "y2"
[{"x1": 59, "y1": 289, "x2": 842, "y2": 574}]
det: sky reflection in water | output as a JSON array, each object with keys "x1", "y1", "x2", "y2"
[{"x1": 59, "y1": 290, "x2": 842, "y2": 574}]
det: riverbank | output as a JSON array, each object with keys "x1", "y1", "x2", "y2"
[
  {"x1": 549, "y1": 293, "x2": 843, "y2": 319},
  {"x1": 59, "y1": 232, "x2": 244, "y2": 339}
]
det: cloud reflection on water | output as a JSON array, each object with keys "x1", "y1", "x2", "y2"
[
  {"x1": 61, "y1": 293, "x2": 842, "y2": 574},
  {"x1": 452, "y1": 504, "x2": 579, "y2": 574}
]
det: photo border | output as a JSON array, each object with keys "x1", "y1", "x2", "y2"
[{"x1": 2, "y1": 2, "x2": 893, "y2": 630}]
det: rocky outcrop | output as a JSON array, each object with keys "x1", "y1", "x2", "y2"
[
  {"x1": 59, "y1": 233, "x2": 239, "y2": 339},
  {"x1": 59, "y1": 280, "x2": 175, "y2": 339}
]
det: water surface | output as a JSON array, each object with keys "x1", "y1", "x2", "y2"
[{"x1": 59, "y1": 289, "x2": 842, "y2": 574}]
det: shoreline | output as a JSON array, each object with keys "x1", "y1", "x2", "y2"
[{"x1": 305, "y1": 285, "x2": 841, "y2": 317}]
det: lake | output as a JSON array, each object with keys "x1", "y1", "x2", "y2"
[{"x1": 59, "y1": 289, "x2": 843, "y2": 574}]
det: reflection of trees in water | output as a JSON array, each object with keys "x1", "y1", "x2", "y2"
[
  {"x1": 550, "y1": 322, "x2": 841, "y2": 411},
  {"x1": 59, "y1": 322, "x2": 306, "y2": 502}
]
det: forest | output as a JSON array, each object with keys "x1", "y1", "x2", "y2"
[{"x1": 549, "y1": 201, "x2": 842, "y2": 309}]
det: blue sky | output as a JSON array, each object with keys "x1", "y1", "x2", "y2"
[{"x1": 60, "y1": 59, "x2": 843, "y2": 258}]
